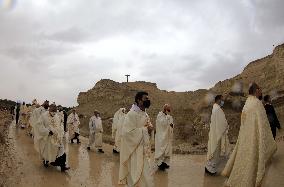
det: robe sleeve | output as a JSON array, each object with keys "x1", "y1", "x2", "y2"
[{"x1": 35, "y1": 116, "x2": 50, "y2": 137}]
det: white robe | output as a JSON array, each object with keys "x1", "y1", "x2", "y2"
[
  {"x1": 112, "y1": 108, "x2": 126, "y2": 151},
  {"x1": 206, "y1": 103, "x2": 229, "y2": 173},
  {"x1": 154, "y1": 111, "x2": 174, "y2": 166},
  {"x1": 222, "y1": 96, "x2": 277, "y2": 187},
  {"x1": 33, "y1": 112, "x2": 64, "y2": 162},
  {"x1": 67, "y1": 113, "x2": 80, "y2": 139},
  {"x1": 30, "y1": 107, "x2": 47, "y2": 138},
  {"x1": 119, "y1": 104, "x2": 153, "y2": 187},
  {"x1": 20, "y1": 105, "x2": 29, "y2": 126},
  {"x1": 88, "y1": 115, "x2": 103, "y2": 148},
  {"x1": 95, "y1": 116, "x2": 103, "y2": 148}
]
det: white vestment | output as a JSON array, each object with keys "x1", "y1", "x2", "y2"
[
  {"x1": 20, "y1": 104, "x2": 29, "y2": 126},
  {"x1": 33, "y1": 112, "x2": 65, "y2": 162},
  {"x1": 95, "y1": 116, "x2": 103, "y2": 148},
  {"x1": 88, "y1": 115, "x2": 103, "y2": 148},
  {"x1": 206, "y1": 103, "x2": 229, "y2": 173},
  {"x1": 67, "y1": 113, "x2": 80, "y2": 139},
  {"x1": 30, "y1": 107, "x2": 47, "y2": 138},
  {"x1": 119, "y1": 104, "x2": 153, "y2": 187},
  {"x1": 112, "y1": 108, "x2": 126, "y2": 151},
  {"x1": 154, "y1": 111, "x2": 174, "y2": 166},
  {"x1": 57, "y1": 111, "x2": 64, "y2": 126},
  {"x1": 222, "y1": 96, "x2": 277, "y2": 187}
]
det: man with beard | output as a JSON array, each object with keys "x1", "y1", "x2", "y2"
[
  {"x1": 119, "y1": 91, "x2": 154, "y2": 187},
  {"x1": 222, "y1": 83, "x2": 277, "y2": 187}
]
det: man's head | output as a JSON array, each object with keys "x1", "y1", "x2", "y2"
[
  {"x1": 135, "y1": 91, "x2": 150, "y2": 110},
  {"x1": 32, "y1": 99, "x2": 37, "y2": 106},
  {"x1": 58, "y1": 106, "x2": 63, "y2": 112},
  {"x1": 42, "y1": 100, "x2": 49, "y2": 109},
  {"x1": 72, "y1": 109, "x2": 76, "y2": 114},
  {"x1": 94, "y1": 110, "x2": 100, "y2": 117},
  {"x1": 163, "y1": 104, "x2": 171, "y2": 115},
  {"x1": 264, "y1": 95, "x2": 271, "y2": 103},
  {"x1": 248, "y1": 82, "x2": 262, "y2": 99},
  {"x1": 49, "y1": 104, "x2": 57, "y2": 117},
  {"x1": 23, "y1": 102, "x2": 25, "y2": 105},
  {"x1": 121, "y1": 108, "x2": 127, "y2": 114},
  {"x1": 215, "y1": 95, "x2": 224, "y2": 106}
]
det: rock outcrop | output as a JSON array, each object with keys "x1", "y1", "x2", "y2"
[{"x1": 76, "y1": 44, "x2": 284, "y2": 153}]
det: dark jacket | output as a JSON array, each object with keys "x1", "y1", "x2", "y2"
[{"x1": 264, "y1": 103, "x2": 281, "y2": 139}]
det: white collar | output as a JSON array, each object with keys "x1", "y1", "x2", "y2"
[{"x1": 131, "y1": 104, "x2": 143, "y2": 112}]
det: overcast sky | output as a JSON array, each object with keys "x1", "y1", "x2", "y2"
[{"x1": 0, "y1": 0, "x2": 284, "y2": 106}]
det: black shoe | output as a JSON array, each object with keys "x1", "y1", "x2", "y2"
[
  {"x1": 43, "y1": 160, "x2": 49, "y2": 168},
  {"x1": 71, "y1": 140, "x2": 74, "y2": 144},
  {"x1": 163, "y1": 162, "x2": 170, "y2": 169},
  {"x1": 50, "y1": 162, "x2": 57, "y2": 166},
  {"x1": 158, "y1": 163, "x2": 166, "y2": 171},
  {"x1": 205, "y1": 167, "x2": 216, "y2": 175},
  {"x1": 77, "y1": 141, "x2": 81, "y2": 144},
  {"x1": 113, "y1": 149, "x2": 119, "y2": 154},
  {"x1": 87, "y1": 147, "x2": 91, "y2": 150},
  {"x1": 61, "y1": 166, "x2": 70, "y2": 172},
  {"x1": 98, "y1": 149, "x2": 104, "y2": 153}
]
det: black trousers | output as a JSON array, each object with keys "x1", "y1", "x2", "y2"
[
  {"x1": 51, "y1": 153, "x2": 67, "y2": 168},
  {"x1": 271, "y1": 127, "x2": 276, "y2": 140},
  {"x1": 16, "y1": 114, "x2": 20, "y2": 125},
  {"x1": 71, "y1": 133, "x2": 80, "y2": 142}
]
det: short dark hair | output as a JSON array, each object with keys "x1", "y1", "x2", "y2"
[
  {"x1": 215, "y1": 95, "x2": 222, "y2": 102},
  {"x1": 264, "y1": 95, "x2": 270, "y2": 102},
  {"x1": 135, "y1": 91, "x2": 148, "y2": 104},
  {"x1": 49, "y1": 104, "x2": 57, "y2": 112},
  {"x1": 248, "y1": 82, "x2": 259, "y2": 95}
]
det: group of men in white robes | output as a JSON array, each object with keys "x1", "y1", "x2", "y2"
[
  {"x1": 205, "y1": 83, "x2": 278, "y2": 187},
  {"x1": 30, "y1": 101, "x2": 70, "y2": 172}
]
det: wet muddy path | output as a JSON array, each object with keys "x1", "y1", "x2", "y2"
[{"x1": 3, "y1": 121, "x2": 284, "y2": 187}]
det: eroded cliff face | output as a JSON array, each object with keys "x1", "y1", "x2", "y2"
[{"x1": 76, "y1": 44, "x2": 284, "y2": 153}]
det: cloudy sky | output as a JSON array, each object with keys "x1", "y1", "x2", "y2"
[{"x1": 0, "y1": 0, "x2": 284, "y2": 106}]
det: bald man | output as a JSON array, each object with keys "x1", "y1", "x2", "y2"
[{"x1": 155, "y1": 104, "x2": 174, "y2": 171}]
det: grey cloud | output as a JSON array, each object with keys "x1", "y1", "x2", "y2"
[
  {"x1": 45, "y1": 27, "x2": 91, "y2": 43},
  {"x1": 0, "y1": 0, "x2": 284, "y2": 106}
]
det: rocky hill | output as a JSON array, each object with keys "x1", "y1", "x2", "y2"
[{"x1": 76, "y1": 44, "x2": 284, "y2": 154}]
